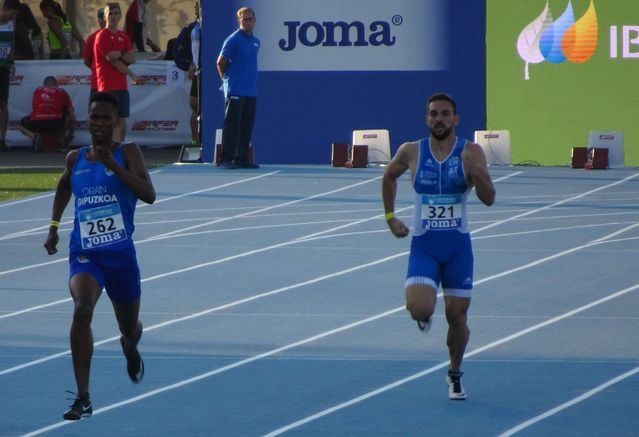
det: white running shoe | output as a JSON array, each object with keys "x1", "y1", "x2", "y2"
[{"x1": 446, "y1": 371, "x2": 467, "y2": 400}]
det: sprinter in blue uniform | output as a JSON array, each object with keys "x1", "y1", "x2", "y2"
[
  {"x1": 382, "y1": 93, "x2": 495, "y2": 400},
  {"x1": 44, "y1": 91, "x2": 156, "y2": 420}
]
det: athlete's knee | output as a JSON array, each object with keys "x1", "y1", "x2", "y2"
[
  {"x1": 72, "y1": 302, "x2": 95, "y2": 326},
  {"x1": 406, "y1": 300, "x2": 435, "y2": 321},
  {"x1": 118, "y1": 319, "x2": 142, "y2": 342}
]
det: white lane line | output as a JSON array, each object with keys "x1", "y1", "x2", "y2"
[
  {"x1": 1, "y1": 253, "x2": 407, "y2": 376},
  {"x1": 498, "y1": 366, "x2": 639, "y2": 437},
  {"x1": 0, "y1": 174, "x2": 370, "y2": 277},
  {"x1": 294, "y1": 172, "x2": 523, "y2": 242},
  {"x1": 0, "y1": 171, "x2": 625, "y2": 323},
  {"x1": 0, "y1": 173, "x2": 524, "y2": 322},
  {"x1": 147, "y1": 176, "x2": 383, "y2": 241},
  {"x1": 0, "y1": 170, "x2": 632, "y2": 327},
  {"x1": 263, "y1": 282, "x2": 639, "y2": 437},
  {"x1": 467, "y1": 172, "x2": 639, "y2": 235},
  {"x1": 21, "y1": 308, "x2": 402, "y2": 437},
  {"x1": 0, "y1": 171, "x2": 279, "y2": 241},
  {"x1": 152, "y1": 171, "x2": 279, "y2": 205},
  {"x1": 0, "y1": 298, "x2": 71, "y2": 321},
  {"x1": 22, "y1": 273, "x2": 639, "y2": 436},
  {"x1": 0, "y1": 193, "x2": 54, "y2": 208}
]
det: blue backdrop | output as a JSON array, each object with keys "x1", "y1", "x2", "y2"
[{"x1": 200, "y1": 1, "x2": 486, "y2": 164}]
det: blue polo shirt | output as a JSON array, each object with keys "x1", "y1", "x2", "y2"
[{"x1": 219, "y1": 29, "x2": 260, "y2": 97}]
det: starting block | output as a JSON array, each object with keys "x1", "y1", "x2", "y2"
[
  {"x1": 351, "y1": 145, "x2": 368, "y2": 168},
  {"x1": 331, "y1": 142, "x2": 348, "y2": 167},
  {"x1": 571, "y1": 147, "x2": 588, "y2": 169},
  {"x1": 586, "y1": 147, "x2": 609, "y2": 170}
]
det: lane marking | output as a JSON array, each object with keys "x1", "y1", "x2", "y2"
[
  {"x1": 22, "y1": 273, "x2": 639, "y2": 436},
  {"x1": 147, "y1": 176, "x2": 383, "y2": 241},
  {"x1": 263, "y1": 282, "x2": 639, "y2": 437},
  {"x1": 0, "y1": 172, "x2": 279, "y2": 241},
  {"x1": 498, "y1": 366, "x2": 639, "y2": 436},
  {"x1": 0, "y1": 173, "x2": 372, "y2": 277}
]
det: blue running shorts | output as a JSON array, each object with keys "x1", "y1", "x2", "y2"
[
  {"x1": 69, "y1": 247, "x2": 141, "y2": 304},
  {"x1": 406, "y1": 230, "x2": 474, "y2": 298}
]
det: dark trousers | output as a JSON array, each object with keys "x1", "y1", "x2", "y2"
[{"x1": 221, "y1": 96, "x2": 256, "y2": 164}]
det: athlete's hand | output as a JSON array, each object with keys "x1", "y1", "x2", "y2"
[
  {"x1": 95, "y1": 147, "x2": 117, "y2": 170},
  {"x1": 387, "y1": 217, "x2": 410, "y2": 238},
  {"x1": 44, "y1": 230, "x2": 59, "y2": 255}
]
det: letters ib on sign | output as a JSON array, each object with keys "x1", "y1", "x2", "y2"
[{"x1": 610, "y1": 26, "x2": 639, "y2": 58}]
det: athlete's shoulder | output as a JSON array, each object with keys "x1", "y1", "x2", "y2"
[{"x1": 63, "y1": 148, "x2": 81, "y2": 171}]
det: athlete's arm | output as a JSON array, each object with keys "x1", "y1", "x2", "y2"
[
  {"x1": 44, "y1": 150, "x2": 78, "y2": 255},
  {"x1": 382, "y1": 142, "x2": 415, "y2": 238},
  {"x1": 462, "y1": 142, "x2": 495, "y2": 206},
  {"x1": 97, "y1": 143, "x2": 156, "y2": 205}
]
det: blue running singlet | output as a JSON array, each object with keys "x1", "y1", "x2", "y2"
[
  {"x1": 69, "y1": 144, "x2": 138, "y2": 253},
  {"x1": 406, "y1": 137, "x2": 474, "y2": 296},
  {"x1": 412, "y1": 137, "x2": 471, "y2": 236}
]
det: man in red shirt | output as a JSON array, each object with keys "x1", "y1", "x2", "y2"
[
  {"x1": 19, "y1": 75, "x2": 75, "y2": 152},
  {"x1": 83, "y1": 7, "x2": 106, "y2": 103},
  {"x1": 94, "y1": 2, "x2": 138, "y2": 141},
  {"x1": 124, "y1": 0, "x2": 160, "y2": 53}
]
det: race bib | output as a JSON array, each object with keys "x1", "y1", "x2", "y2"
[
  {"x1": 421, "y1": 194, "x2": 463, "y2": 230},
  {"x1": 79, "y1": 203, "x2": 128, "y2": 249}
]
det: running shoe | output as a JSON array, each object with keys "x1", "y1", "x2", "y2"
[
  {"x1": 63, "y1": 394, "x2": 92, "y2": 420},
  {"x1": 446, "y1": 370, "x2": 466, "y2": 400},
  {"x1": 120, "y1": 324, "x2": 144, "y2": 383},
  {"x1": 416, "y1": 318, "x2": 431, "y2": 333}
]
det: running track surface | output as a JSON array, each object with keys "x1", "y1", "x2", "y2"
[{"x1": 1, "y1": 164, "x2": 638, "y2": 436}]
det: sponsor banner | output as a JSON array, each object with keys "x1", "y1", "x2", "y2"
[
  {"x1": 240, "y1": 0, "x2": 449, "y2": 71},
  {"x1": 7, "y1": 60, "x2": 192, "y2": 148},
  {"x1": 487, "y1": 0, "x2": 639, "y2": 165}
]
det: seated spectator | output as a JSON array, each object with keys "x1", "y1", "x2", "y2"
[
  {"x1": 19, "y1": 76, "x2": 75, "y2": 152},
  {"x1": 125, "y1": 0, "x2": 160, "y2": 52},
  {"x1": 14, "y1": 2, "x2": 44, "y2": 60},
  {"x1": 39, "y1": 0, "x2": 84, "y2": 59}
]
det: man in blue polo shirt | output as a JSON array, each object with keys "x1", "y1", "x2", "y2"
[{"x1": 216, "y1": 7, "x2": 260, "y2": 169}]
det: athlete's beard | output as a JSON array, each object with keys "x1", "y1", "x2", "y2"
[{"x1": 430, "y1": 125, "x2": 453, "y2": 141}]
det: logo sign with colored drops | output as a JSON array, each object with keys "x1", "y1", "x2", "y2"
[{"x1": 516, "y1": 0, "x2": 598, "y2": 79}]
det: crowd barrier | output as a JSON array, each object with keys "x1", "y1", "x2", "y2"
[{"x1": 7, "y1": 60, "x2": 192, "y2": 149}]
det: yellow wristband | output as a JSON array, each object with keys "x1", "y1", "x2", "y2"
[
  {"x1": 50, "y1": 220, "x2": 59, "y2": 228},
  {"x1": 384, "y1": 212, "x2": 395, "y2": 221}
]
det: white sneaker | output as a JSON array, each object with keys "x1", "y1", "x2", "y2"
[
  {"x1": 416, "y1": 318, "x2": 431, "y2": 333},
  {"x1": 446, "y1": 371, "x2": 466, "y2": 400}
]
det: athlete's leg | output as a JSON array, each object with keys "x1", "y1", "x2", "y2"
[
  {"x1": 112, "y1": 298, "x2": 142, "y2": 342},
  {"x1": 112, "y1": 299, "x2": 144, "y2": 382},
  {"x1": 68, "y1": 273, "x2": 103, "y2": 398},
  {"x1": 405, "y1": 283, "x2": 437, "y2": 322},
  {"x1": 444, "y1": 295, "x2": 471, "y2": 373}
]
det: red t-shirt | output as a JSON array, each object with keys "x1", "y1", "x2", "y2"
[
  {"x1": 31, "y1": 86, "x2": 73, "y2": 121},
  {"x1": 84, "y1": 30, "x2": 100, "y2": 90},
  {"x1": 94, "y1": 28, "x2": 133, "y2": 92},
  {"x1": 124, "y1": 0, "x2": 141, "y2": 45}
]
